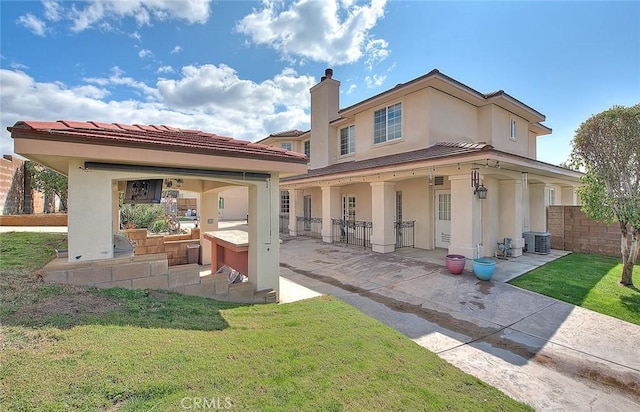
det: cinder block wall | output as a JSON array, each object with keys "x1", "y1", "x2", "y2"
[
  {"x1": 122, "y1": 228, "x2": 201, "y2": 266},
  {"x1": 0, "y1": 213, "x2": 68, "y2": 226},
  {"x1": 177, "y1": 198, "x2": 198, "y2": 216},
  {"x1": 548, "y1": 206, "x2": 624, "y2": 257}
]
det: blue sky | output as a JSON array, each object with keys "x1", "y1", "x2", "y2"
[{"x1": 1, "y1": 0, "x2": 638, "y2": 166}]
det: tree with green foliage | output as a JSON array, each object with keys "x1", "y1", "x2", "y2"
[
  {"x1": 572, "y1": 104, "x2": 639, "y2": 286},
  {"x1": 25, "y1": 162, "x2": 68, "y2": 212}
]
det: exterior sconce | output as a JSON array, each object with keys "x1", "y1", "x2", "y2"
[
  {"x1": 475, "y1": 184, "x2": 488, "y2": 199},
  {"x1": 471, "y1": 168, "x2": 487, "y2": 199}
]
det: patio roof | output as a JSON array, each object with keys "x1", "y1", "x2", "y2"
[
  {"x1": 281, "y1": 142, "x2": 491, "y2": 181},
  {"x1": 8, "y1": 120, "x2": 308, "y2": 164}
]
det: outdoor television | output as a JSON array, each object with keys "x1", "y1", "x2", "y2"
[{"x1": 123, "y1": 179, "x2": 164, "y2": 204}]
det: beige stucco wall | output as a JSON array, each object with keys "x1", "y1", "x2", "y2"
[
  {"x1": 395, "y1": 177, "x2": 434, "y2": 250},
  {"x1": 488, "y1": 106, "x2": 530, "y2": 158},
  {"x1": 218, "y1": 186, "x2": 248, "y2": 221}
]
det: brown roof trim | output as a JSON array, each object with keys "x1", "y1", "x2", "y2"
[
  {"x1": 8, "y1": 120, "x2": 308, "y2": 164},
  {"x1": 338, "y1": 69, "x2": 545, "y2": 120},
  {"x1": 282, "y1": 142, "x2": 491, "y2": 182}
]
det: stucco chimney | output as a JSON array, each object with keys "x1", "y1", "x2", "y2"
[{"x1": 309, "y1": 69, "x2": 340, "y2": 169}]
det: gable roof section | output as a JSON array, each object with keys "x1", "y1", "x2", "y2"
[
  {"x1": 282, "y1": 142, "x2": 490, "y2": 181},
  {"x1": 338, "y1": 69, "x2": 546, "y2": 124},
  {"x1": 8, "y1": 120, "x2": 308, "y2": 164},
  {"x1": 255, "y1": 129, "x2": 310, "y2": 144}
]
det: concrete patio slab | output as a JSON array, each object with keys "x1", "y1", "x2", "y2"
[{"x1": 279, "y1": 238, "x2": 640, "y2": 411}]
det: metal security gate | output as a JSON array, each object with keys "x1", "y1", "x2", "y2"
[
  {"x1": 331, "y1": 219, "x2": 372, "y2": 249},
  {"x1": 395, "y1": 220, "x2": 415, "y2": 248}
]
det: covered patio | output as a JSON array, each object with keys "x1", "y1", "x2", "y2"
[{"x1": 9, "y1": 120, "x2": 307, "y2": 302}]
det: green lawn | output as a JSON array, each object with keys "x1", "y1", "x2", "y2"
[
  {"x1": 0, "y1": 232, "x2": 530, "y2": 411},
  {"x1": 509, "y1": 253, "x2": 640, "y2": 325}
]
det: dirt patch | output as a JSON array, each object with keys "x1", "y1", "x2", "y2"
[{"x1": 10, "y1": 291, "x2": 122, "y2": 326}]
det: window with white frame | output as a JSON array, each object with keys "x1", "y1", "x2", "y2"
[
  {"x1": 549, "y1": 188, "x2": 555, "y2": 206},
  {"x1": 374, "y1": 103, "x2": 402, "y2": 144},
  {"x1": 510, "y1": 118, "x2": 517, "y2": 140},
  {"x1": 303, "y1": 140, "x2": 310, "y2": 159},
  {"x1": 281, "y1": 142, "x2": 292, "y2": 151},
  {"x1": 340, "y1": 125, "x2": 355, "y2": 155},
  {"x1": 280, "y1": 190, "x2": 290, "y2": 214},
  {"x1": 342, "y1": 195, "x2": 356, "y2": 221}
]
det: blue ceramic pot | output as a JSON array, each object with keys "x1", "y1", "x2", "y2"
[{"x1": 472, "y1": 258, "x2": 496, "y2": 280}]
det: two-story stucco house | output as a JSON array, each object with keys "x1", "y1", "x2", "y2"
[{"x1": 260, "y1": 68, "x2": 582, "y2": 258}]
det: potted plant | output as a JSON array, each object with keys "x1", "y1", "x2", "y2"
[
  {"x1": 472, "y1": 257, "x2": 496, "y2": 280},
  {"x1": 445, "y1": 254, "x2": 466, "y2": 275}
]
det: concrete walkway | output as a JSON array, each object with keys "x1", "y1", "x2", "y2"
[{"x1": 279, "y1": 238, "x2": 640, "y2": 411}]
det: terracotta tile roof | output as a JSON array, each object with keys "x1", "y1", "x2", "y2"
[
  {"x1": 282, "y1": 142, "x2": 491, "y2": 181},
  {"x1": 267, "y1": 129, "x2": 309, "y2": 138},
  {"x1": 8, "y1": 120, "x2": 308, "y2": 164}
]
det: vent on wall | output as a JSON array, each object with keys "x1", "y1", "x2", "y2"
[{"x1": 434, "y1": 176, "x2": 445, "y2": 186}]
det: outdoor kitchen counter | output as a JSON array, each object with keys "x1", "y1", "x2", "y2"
[{"x1": 204, "y1": 230, "x2": 249, "y2": 275}]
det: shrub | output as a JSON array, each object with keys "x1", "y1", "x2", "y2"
[{"x1": 120, "y1": 204, "x2": 165, "y2": 229}]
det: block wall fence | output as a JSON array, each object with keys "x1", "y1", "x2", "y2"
[{"x1": 548, "y1": 206, "x2": 627, "y2": 257}]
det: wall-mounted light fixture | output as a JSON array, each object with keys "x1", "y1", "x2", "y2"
[{"x1": 471, "y1": 168, "x2": 488, "y2": 199}]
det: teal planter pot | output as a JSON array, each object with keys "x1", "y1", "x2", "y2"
[{"x1": 472, "y1": 258, "x2": 496, "y2": 280}]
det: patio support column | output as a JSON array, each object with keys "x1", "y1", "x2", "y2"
[
  {"x1": 248, "y1": 176, "x2": 279, "y2": 294},
  {"x1": 67, "y1": 159, "x2": 114, "y2": 262},
  {"x1": 112, "y1": 181, "x2": 120, "y2": 233},
  {"x1": 529, "y1": 183, "x2": 549, "y2": 232},
  {"x1": 499, "y1": 179, "x2": 525, "y2": 257},
  {"x1": 289, "y1": 189, "x2": 303, "y2": 236},
  {"x1": 449, "y1": 174, "x2": 483, "y2": 258},
  {"x1": 370, "y1": 181, "x2": 396, "y2": 253},
  {"x1": 199, "y1": 191, "x2": 219, "y2": 265},
  {"x1": 321, "y1": 186, "x2": 341, "y2": 243}
]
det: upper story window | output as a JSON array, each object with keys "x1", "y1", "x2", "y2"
[
  {"x1": 510, "y1": 118, "x2": 517, "y2": 140},
  {"x1": 281, "y1": 142, "x2": 293, "y2": 151},
  {"x1": 303, "y1": 140, "x2": 310, "y2": 159},
  {"x1": 340, "y1": 125, "x2": 355, "y2": 156},
  {"x1": 374, "y1": 103, "x2": 402, "y2": 144}
]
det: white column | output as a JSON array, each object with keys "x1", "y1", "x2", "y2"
[
  {"x1": 321, "y1": 186, "x2": 341, "y2": 243},
  {"x1": 112, "y1": 181, "x2": 120, "y2": 233},
  {"x1": 370, "y1": 181, "x2": 396, "y2": 253},
  {"x1": 289, "y1": 189, "x2": 303, "y2": 236},
  {"x1": 67, "y1": 159, "x2": 114, "y2": 262},
  {"x1": 199, "y1": 191, "x2": 219, "y2": 265},
  {"x1": 529, "y1": 183, "x2": 549, "y2": 232},
  {"x1": 449, "y1": 174, "x2": 483, "y2": 258},
  {"x1": 499, "y1": 179, "x2": 525, "y2": 257},
  {"x1": 248, "y1": 176, "x2": 279, "y2": 294}
]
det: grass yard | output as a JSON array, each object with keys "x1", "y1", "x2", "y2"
[
  {"x1": 509, "y1": 253, "x2": 640, "y2": 326},
  {"x1": 0, "y1": 232, "x2": 530, "y2": 411}
]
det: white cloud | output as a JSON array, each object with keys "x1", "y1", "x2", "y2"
[
  {"x1": 28, "y1": 0, "x2": 212, "y2": 33},
  {"x1": 138, "y1": 49, "x2": 154, "y2": 59},
  {"x1": 346, "y1": 84, "x2": 357, "y2": 94},
  {"x1": 365, "y1": 73, "x2": 386, "y2": 88},
  {"x1": 157, "y1": 65, "x2": 174, "y2": 74},
  {"x1": 364, "y1": 38, "x2": 389, "y2": 71},
  {"x1": 130, "y1": 31, "x2": 142, "y2": 41},
  {"x1": 157, "y1": 64, "x2": 314, "y2": 115},
  {"x1": 171, "y1": 45, "x2": 182, "y2": 54},
  {"x1": 236, "y1": 0, "x2": 388, "y2": 66},
  {"x1": 1, "y1": 66, "x2": 313, "y2": 156},
  {"x1": 10, "y1": 62, "x2": 30, "y2": 70},
  {"x1": 42, "y1": 0, "x2": 62, "y2": 22},
  {"x1": 84, "y1": 66, "x2": 160, "y2": 100},
  {"x1": 16, "y1": 13, "x2": 47, "y2": 37}
]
